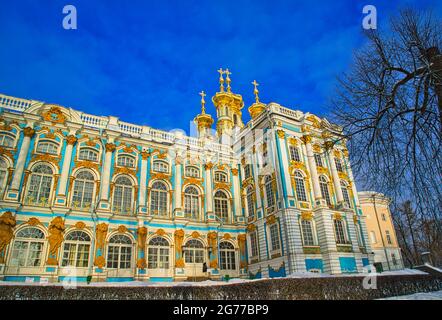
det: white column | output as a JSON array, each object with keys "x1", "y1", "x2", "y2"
[
  {"x1": 251, "y1": 152, "x2": 262, "y2": 208},
  {"x1": 138, "y1": 151, "x2": 149, "y2": 208},
  {"x1": 174, "y1": 158, "x2": 182, "y2": 212},
  {"x1": 328, "y1": 149, "x2": 344, "y2": 204},
  {"x1": 275, "y1": 129, "x2": 294, "y2": 198},
  {"x1": 100, "y1": 142, "x2": 116, "y2": 201},
  {"x1": 232, "y1": 166, "x2": 242, "y2": 216},
  {"x1": 303, "y1": 135, "x2": 322, "y2": 201},
  {"x1": 10, "y1": 127, "x2": 34, "y2": 190},
  {"x1": 205, "y1": 163, "x2": 213, "y2": 214},
  {"x1": 57, "y1": 135, "x2": 77, "y2": 196}
]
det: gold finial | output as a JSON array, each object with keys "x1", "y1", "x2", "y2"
[
  {"x1": 199, "y1": 91, "x2": 207, "y2": 113},
  {"x1": 252, "y1": 80, "x2": 260, "y2": 103},
  {"x1": 217, "y1": 68, "x2": 225, "y2": 92},
  {"x1": 225, "y1": 69, "x2": 232, "y2": 93}
]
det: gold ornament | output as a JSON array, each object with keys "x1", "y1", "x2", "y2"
[{"x1": 46, "y1": 217, "x2": 65, "y2": 265}]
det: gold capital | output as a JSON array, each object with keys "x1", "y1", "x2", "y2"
[
  {"x1": 23, "y1": 127, "x2": 35, "y2": 138},
  {"x1": 66, "y1": 135, "x2": 77, "y2": 146},
  {"x1": 105, "y1": 143, "x2": 116, "y2": 153}
]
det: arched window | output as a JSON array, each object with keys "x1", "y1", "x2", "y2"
[
  {"x1": 246, "y1": 187, "x2": 255, "y2": 218},
  {"x1": 219, "y1": 241, "x2": 236, "y2": 270},
  {"x1": 333, "y1": 219, "x2": 348, "y2": 245},
  {"x1": 264, "y1": 175, "x2": 275, "y2": 208},
  {"x1": 36, "y1": 140, "x2": 59, "y2": 155},
  {"x1": 293, "y1": 171, "x2": 307, "y2": 202},
  {"x1": 152, "y1": 160, "x2": 168, "y2": 173},
  {"x1": 26, "y1": 164, "x2": 53, "y2": 206},
  {"x1": 107, "y1": 234, "x2": 133, "y2": 269},
  {"x1": 319, "y1": 176, "x2": 331, "y2": 206},
  {"x1": 0, "y1": 158, "x2": 9, "y2": 194},
  {"x1": 185, "y1": 166, "x2": 199, "y2": 178},
  {"x1": 112, "y1": 176, "x2": 133, "y2": 214},
  {"x1": 62, "y1": 231, "x2": 91, "y2": 267},
  {"x1": 301, "y1": 219, "x2": 315, "y2": 246},
  {"x1": 340, "y1": 180, "x2": 352, "y2": 208},
  {"x1": 0, "y1": 132, "x2": 15, "y2": 148},
  {"x1": 78, "y1": 148, "x2": 99, "y2": 162},
  {"x1": 184, "y1": 239, "x2": 204, "y2": 263},
  {"x1": 148, "y1": 237, "x2": 169, "y2": 269},
  {"x1": 214, "y1": 190, "x2": 229, "y2": 222},
  {"x1": 150, "y1": 181, "x2": 168, "y2": 216},
  {"x1": 214, "y1": 171, "x2": 228, "y2": 183},
  {"x1": 289, "y1": 146, "x2": 301, "y2": 162},
  {"x1": 184, "y1": 186, "x2": 199, "y2": 219},
  {"x1": 9, "y1": 227, "x2": 45, "y2": 267},
  {"x1": 117, "y1": 155, "x2": 136, "y2": 168},
  {"x1": 72, "y1": 170, "x2": 95, "y2": 210}
]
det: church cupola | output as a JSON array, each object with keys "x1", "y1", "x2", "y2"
[
  {"x1": 194, "y1": 91, "x2": 214, "y2": 139},
  {"x1": 248, "y1": 80, "x2": 266, "y2": 120},
  {"x1": 212, "y1": 68, "x2": 244, "y2": 139}
]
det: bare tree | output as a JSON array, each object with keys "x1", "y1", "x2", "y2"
[{"x1": 330, "y1": 9, "x2": 442, "y2": 232}]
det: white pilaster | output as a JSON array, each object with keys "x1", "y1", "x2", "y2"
[
  {"x1": 328, "y1": 150, "x2": 344, "y2": 204},
  {"x1": 10, "y1": 127, "x2": 34, "y2": 191},
  {"x1": 138, "y1": 151, "x2": 149, "y2": 213},
  {"x1": 174, "y1": 157, "x2": 182, "y2": 217},
  {"x1": 98, "y1": 142, "x2": 116, "y2": 211},
  {"x1": 303, "y1": 136, "x2": 322, "y2": 201}
]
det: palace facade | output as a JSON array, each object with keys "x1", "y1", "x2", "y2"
[{"x1": 0, "y1": 70, "x2": 375, "y2": 282}]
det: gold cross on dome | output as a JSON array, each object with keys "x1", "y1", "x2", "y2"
[
  {"x1": 217, "y1": 68, "x2": 225, "y2": 92},
  {"x1": 199, "y1": 91, "x2": 206, "y2": 113},
  {"x1": 225, "y1": 69, "x2": 232, "y2": 92},
  {"x1": 252, "y1": 80, "x2": 260, "y2": 102}
]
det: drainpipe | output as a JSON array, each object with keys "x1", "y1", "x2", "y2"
[{"x1": 371, "y1": 193, "x2": 391, "y2": 271}]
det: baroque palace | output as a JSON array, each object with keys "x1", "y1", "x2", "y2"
[{"x1": 0, "y1": 70, "x2": 375, "y2": 282}]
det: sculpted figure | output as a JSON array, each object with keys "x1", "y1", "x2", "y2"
[
  {"x1": 0, "y1": 212, "x2": 16, "y2": 263},
  {"x1": 47, "y1": 217, "x2": 65, "y2": 256},
  {"x1": 95, "y1": 223, "x2": 108, "y2": 250},
  {"x1": 207, "y1": 231, "x2": 218, "y2": 268},
  {"x1": 174, "y1": 229, "x2": 185, "y2": 267}
]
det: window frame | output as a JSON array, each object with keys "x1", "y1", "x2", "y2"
[
  {"x1": 9, "y1": 227, "x2": 45, "y2": 267},
  {"x1": 117, "y1": 154, "x2": 136, "y2": 168},
  {"x1": 219, "y1": 241, "x2": 236, "y2": 270},
  {"x1": 0, "y1": 131, "x2": 16, "y2": 148},
  {"x1": 112, "y1": 176, "x2": 134, "y2": 215},
  {"x1": 150, "y1": 181, "x2": 169, "y2": 216},
  {"x1": 61, "y1": 231, "x2": 91, "y2": 268},
  {"x1": 36, "y1": 139, "x2": 60, "y2": 155},
  {"x1": 147, "y1": 237, "x2": 170, "y2": 269},
  {"x1": 78, "y1": 147, "x2": 99, "y2": 162},
  {"x1": 106, "y1": 234, "x2": 133, "y2": 269}
]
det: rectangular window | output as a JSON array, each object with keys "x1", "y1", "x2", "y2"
[
  {"x1": 269, "y1": 224, "x2": 281, "y2": 252},
  {"x1": 289, "y1": 146, "x2": 301, "y2": 162},
  {"x1": 314, "y1": 154, "x2": 323, "y2": 167},
  {"x1": 244, "y1": 164, "x2": 252, "y2": 179},
  {"x1": 386, "y1": 231, "x2": 392, "y2": 245},
  {"x1": 334, "y1": 219, "x2": 347, "y2": 244},
  {"x1": 334, "y1": 158, "x2": 343, "y2": 172},
  {"x1": 301, "y1": 220, "x2": 315, "y2": 246},
  {"x1": 249, "y1": 231, "x2": 259, "y2": 257}
]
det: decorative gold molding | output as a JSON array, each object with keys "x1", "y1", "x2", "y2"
[
  {"x1": 75, "y1": 221, "x2": 86, "y2": 229},
  {"x1": 114, "y1": 166, "x2": 137, "y2": 177},
  {"x1": 26, "y1": 217, "x2": 42, "y2": 226},
  {"x1": 246, "y1": 224, "x2": 256, "y2": 232},
  {"x1": 117, "y1": 225, "x2": 128, "y2": 233},
  {"x1": 204, "y1": 162, "x2": 214, "y2": 170},
  {"x1": 266, "y1": 214, "x2": 277, "y2": 225},
  {"x1": 231, "y1": 168, "x2": 238, "y2": 176},
  {"x1": 276, "y1": 129, "x2": 285, "y2": 139},
  {"x1": 207, "y1": 231, "x2": 218, "y2": 268},
  {"x1": 333, "y1": 212, "x2": 343, "y2": 220},
  {"x1": 301, "y1": 135, "x2": 312, "y2": 144},
  {"x1": 155, "y1": 228, "x2": 166, "y2": 236},
  {"x1": 42, "y1": 106, "x2": 67, "y2": 124},
  {"x1": 223, "y1": 233, "x2": 232, "y2": 240},
  {"x1": 301, "y1": 211, "x2": 313, "y2": 220},
  {"x1": 191, "y1": 231, "x2": 201, "y2": 239},
  {"x1": 141, "y1": 150, "x2": 151, "y2": 160}
]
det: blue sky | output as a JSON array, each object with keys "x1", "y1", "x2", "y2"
[{"x1": 0, "y1": 0, "x2": 440, "y2": 134}]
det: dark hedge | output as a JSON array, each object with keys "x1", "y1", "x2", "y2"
[{"x1": 0, "y1": 274, "x2": 441, "y2": 300}]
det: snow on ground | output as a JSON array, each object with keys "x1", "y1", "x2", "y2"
[
  {"x1": 380, "y1": 290, "x2": 442, "y2": 300},
  {"x1": 0, "y1": 268, "x2": 429, "y2": 287}
]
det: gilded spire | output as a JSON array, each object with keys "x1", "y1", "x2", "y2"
[
  {"x1": 199, "y1": 91, "x2": 207, "y2": 114},
  {"x1": 217, "y1": 68, "x2": 225, "y2": 92},
  {"x1": 252, "y1": 80, "x2": 260, "y2": 103},
  {"x1": 225, "y1": 69, "x2": 232, "y2": 93}
]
